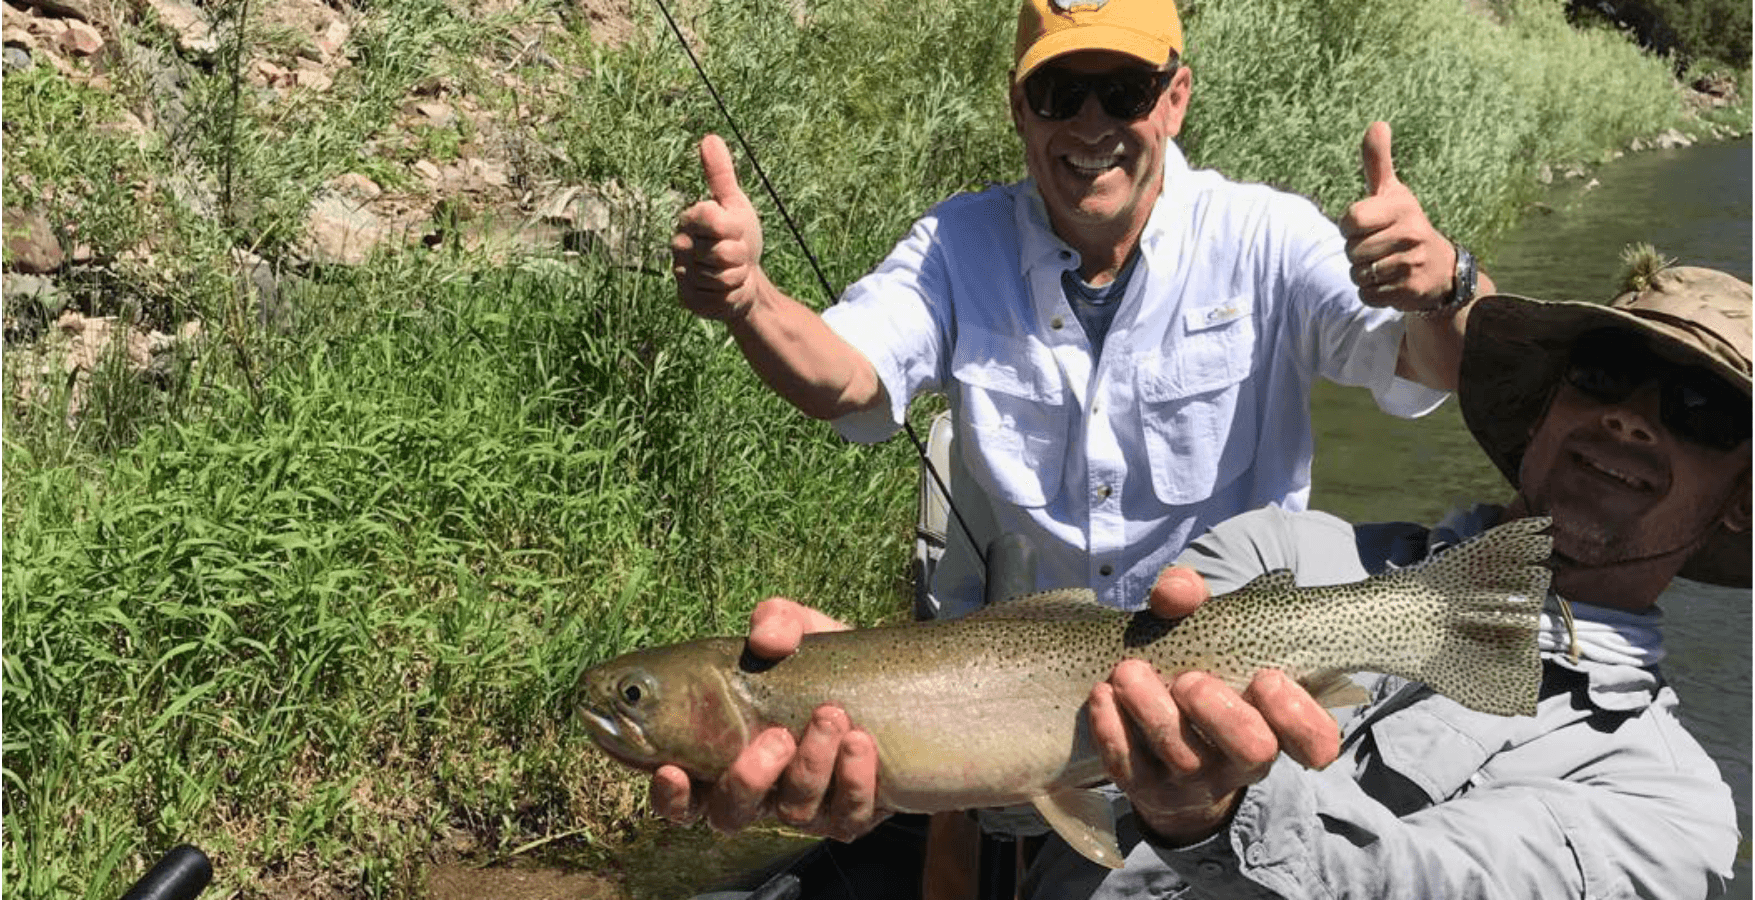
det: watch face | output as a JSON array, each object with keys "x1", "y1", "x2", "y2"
[{"x1": 1453, "y1": 247, "x2": 1477, "y2": 306}]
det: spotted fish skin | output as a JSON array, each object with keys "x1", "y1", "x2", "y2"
[{"x1": 576, "y1": 516, "x2": 1553, "y2": 868}]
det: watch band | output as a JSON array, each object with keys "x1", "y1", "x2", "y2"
[{"x1": 1445, "y1": 242, "x2": 1478, "y2": 310}]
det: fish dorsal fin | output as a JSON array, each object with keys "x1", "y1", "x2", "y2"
[
  {"x1": 1030, "y1": 788, "x2": 1123, "y2": 869},
  {"x1": 1234, "y1": 569, "x2": 1299, "y2": 595},
  {"x1": 1300, "y1": 671, "x2": 1371, "y2": 711},
  {"x1": 965, "y1": 588, "x2": 1114, "y2": 622}
]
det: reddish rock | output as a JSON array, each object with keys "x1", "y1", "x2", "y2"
[
  {"x1": 4, "y1": 208, "x2": 64, "y2": 274},
  {"x1": 302, "y1": 194, "x2": 387, "y2": 266},
  {"x1": 57, "y1": 19, "x2": 101, "y2": 56}
]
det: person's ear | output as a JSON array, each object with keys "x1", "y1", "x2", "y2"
[
  {"x1": 1160, "y1": 64, "x2": 1193, "y2": 137},
  {"x1": 1008, "y1": 74, "x2": 1026, "y2": 136},
  {"x1": 1720, "y1": 468, "x2": 1751, "y2": 534}
]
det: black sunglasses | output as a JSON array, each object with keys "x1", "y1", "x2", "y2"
[
  {"x1": 1022, "y1": 64, "x2": 1174, "y2": 122},
  {"x1": 1563, "y1": 328, "x2": 1749, "y2": 451}
]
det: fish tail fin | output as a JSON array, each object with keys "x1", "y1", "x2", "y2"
[{"x1": 1401, "y1": 517, "x2": 1553, "y2": 716}]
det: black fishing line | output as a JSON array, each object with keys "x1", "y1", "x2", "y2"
[{"x1": 650, "y1": 0, "x2": 988, "y2": 574}]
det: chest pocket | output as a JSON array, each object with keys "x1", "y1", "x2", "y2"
[
  {"x1": 1135, "y1": 296, "x2": 1259, "y2": 506},
  {"x1": 1355, "y1": 697, "x2": 1499, "y2": 816},
  {"x1": 950, "y1": 327, "x2": 1069, "y2": 508}
]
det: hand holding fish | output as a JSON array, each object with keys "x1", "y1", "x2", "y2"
[
  {"x1": 672, "y1": 133, "x2": 769, "y2": 322},
  {"x1": 647, "y1": 597, "x2": 889, "y2": 842},
  {"x1": 1089, "y1": 566, "x2": 1343, "y2": 845},
  {"x1": 1092, "y1": 665, "x2": 1341, "y2": 846}
]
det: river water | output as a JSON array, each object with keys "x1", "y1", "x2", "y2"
[{"x1": 1310, "y1": 137, "x2": 1753, "y2": 895}]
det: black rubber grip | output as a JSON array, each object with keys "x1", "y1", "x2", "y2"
[{"x1": 120, "y1": 845, "x2": 212, "y2": 900}]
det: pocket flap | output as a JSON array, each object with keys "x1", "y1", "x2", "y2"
[
  {"x1": 1139, "y1": 296, "x2": 1256, "y2": 401},
  {"x1": 951, "y1": 326, "x2": 1064, "y2": 405}
]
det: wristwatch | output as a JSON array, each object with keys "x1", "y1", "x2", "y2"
[{"x1": 1444, "y1": 242, "x2": 1478, "y2": 311}]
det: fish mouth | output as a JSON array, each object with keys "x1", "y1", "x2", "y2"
[{"x1": 578, "y1": 705, "x2": 660, "y2": 770}]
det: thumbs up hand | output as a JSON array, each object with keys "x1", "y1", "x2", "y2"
[
  {"x1": 1339, "y1": 122, "x2": 1457, "y2": 312},
  {"x1": 672, "y1": 134, "x2": 768, "y2": 321}
]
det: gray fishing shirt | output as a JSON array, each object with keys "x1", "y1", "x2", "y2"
[{"x1": 1022, "y1": 503, "x2": 1739, "y2": 899}]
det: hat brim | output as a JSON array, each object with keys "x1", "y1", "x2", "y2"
[
  {"x1": 1460, "y1": 293, "x2": 1751, "y2": 587},
  {"x1": 1015, "y1": 25, "x2": 1175, "y2": 83}
]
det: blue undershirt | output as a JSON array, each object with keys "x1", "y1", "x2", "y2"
[{"x1": 1060, "y1": 249, "x2": 1142, "y2": 359}]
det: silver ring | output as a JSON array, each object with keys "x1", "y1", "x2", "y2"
[{"x1": 1368, "y1": 260, "x2": 1380, "y2": 284}]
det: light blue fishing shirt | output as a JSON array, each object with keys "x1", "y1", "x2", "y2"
[
  {"x1": 821, "y1": 142, "x2": 1442, "y2": 616},
  {"x1": 1021, "y1": 504, "x2": 1740, "y2": 900}
]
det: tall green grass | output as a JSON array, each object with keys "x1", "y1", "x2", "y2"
[
  {"x1": 4, "y1": 260, "x2": 919, "y2": 897},
  {"x1": 1, "y1": 0, "x2": 1727, "y2": 896}
]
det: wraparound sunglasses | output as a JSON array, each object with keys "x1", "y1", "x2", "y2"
[
  {"x1": 1564, "y1": 328, "x2": 1749, "y2": 451},
  {"x1": 1022, "y1": 64, "x2": 1175, "y2": 122}
]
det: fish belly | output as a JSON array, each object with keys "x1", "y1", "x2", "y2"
[{"x1": 851, "y1": 668, "x2": 1101, "y2": 813}]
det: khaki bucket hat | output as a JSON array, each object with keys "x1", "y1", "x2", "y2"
[{"x1": 1459, "y1": 261, "x2": 1752, "y2": 587}]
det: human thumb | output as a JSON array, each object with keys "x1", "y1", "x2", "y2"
[
  {"x1": 1148, "y1": 566, "x2": 1210, "y2": 619},
  {"x1": 699, "y1": 133, "x2": 747, "y2": 208},
  {"x1": 1360, "y1": 121, "x2": 1399, "y2": 197}
]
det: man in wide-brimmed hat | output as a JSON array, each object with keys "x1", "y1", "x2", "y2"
[{"x1": 1069, "y1": 255, "x2": 1749, "y2": 897}]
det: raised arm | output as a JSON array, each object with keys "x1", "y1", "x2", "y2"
[
  {"x1": 670, "y1": 134, "x2": 885, "y2": 420},
  {"x1": 1339, "y1": 121, "x2": 1497, "y2": 392}
]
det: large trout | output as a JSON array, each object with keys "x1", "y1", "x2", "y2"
[{"x1": 576, "y1": 517, "x2": 1553, "y2": 868}]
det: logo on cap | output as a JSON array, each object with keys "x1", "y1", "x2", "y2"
[{"x1": 1052, "y1": 0, "x2": 1109, "y2": 10}]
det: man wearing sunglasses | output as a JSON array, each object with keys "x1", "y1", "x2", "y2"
[
  {"x1": 664, "y1": 0, "x2": 1497, "y2": 892},
  {"x1": 1061, "y1": 260, "x2": 1749, "y2": 897},
  {"x1": 671, "y1": 0, "x2": 1489, "y2": 625}
]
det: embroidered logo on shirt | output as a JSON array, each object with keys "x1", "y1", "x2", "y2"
[{"x1": 1184, "y1": 297, "x2": 1250, "y2": 332}]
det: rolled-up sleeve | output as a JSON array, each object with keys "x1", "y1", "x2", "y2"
[
  {"x1": 822, "y1": 215, "x2": 952, "y2": 444},
  {"x1": 1274, "y1": 196, "x2": 1446, "y2": 420}
]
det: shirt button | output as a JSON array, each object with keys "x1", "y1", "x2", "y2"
[
  {"x1": 1099, "y1": 564, "x2": 1113, "y2": 577},
  {"x1": 1246, "y1": 843, "x2": 1266, "y2": 865},
  {"x1": 1051, "y1": 316, "x2": 1064, "y2": 330},
  {"x1": 1097, "y1": 485, "x2": 1111, "y2": 499}
]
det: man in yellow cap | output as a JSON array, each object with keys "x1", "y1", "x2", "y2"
[
  {"x1": 673, "y1": 0, "x2": 1488, "y2": 622},
  {"x1": 663, "y1": 0, "x2": 1496, "y2": 893}
]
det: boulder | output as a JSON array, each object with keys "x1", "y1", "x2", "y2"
[
  {"x1": 301, "y1": 194, "x2": 388, "y2": 267},
  {"x1": 142, "y1": 0, "x2": 217, "y2": 57},
  {"x1": 4, "y1": 208, "x2": 64, "y2": 274}
]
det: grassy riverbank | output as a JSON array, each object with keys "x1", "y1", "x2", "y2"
[{"x1": 2, "y1": 0, "x2": 1744, "y2": 896}]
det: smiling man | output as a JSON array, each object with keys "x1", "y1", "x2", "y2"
[
  {"x1": 663, "y1": 0, "x2": 1495, "y2": 893},
  {"x1": 673, "y1": 0, "x2": 1489, "y2": 622},
  {"x1": 1064, "y1": 257, "x2": 1750, "y2": 898}
]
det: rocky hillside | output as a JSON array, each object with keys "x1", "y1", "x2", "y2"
[
  {"x1": 4, "y1": 0, "x2": 1745, "y2": 426},
  {"x1": 3, "y1": 0, "x2": 679, "y2": 415}
]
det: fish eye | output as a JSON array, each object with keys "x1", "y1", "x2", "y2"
[{"x1": 616, "y1": 673, "x2": 657, "y2": 710}]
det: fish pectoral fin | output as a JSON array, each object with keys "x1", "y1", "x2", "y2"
[
  {"x1": 1031, "y1": 788, "x2": 1123, "y2": 870},
  {"x1": 1301, "y1": 672, "x2": 1371, "y2": 710}
]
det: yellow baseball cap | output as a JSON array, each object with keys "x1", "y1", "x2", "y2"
[{"x1": 1014, "y1": 0, "x2": 1185, "y2": 83}]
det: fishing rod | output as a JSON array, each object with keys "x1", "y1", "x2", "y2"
[{"x1": 649, "y1": 0, "x2": 989, "y2": 574}]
